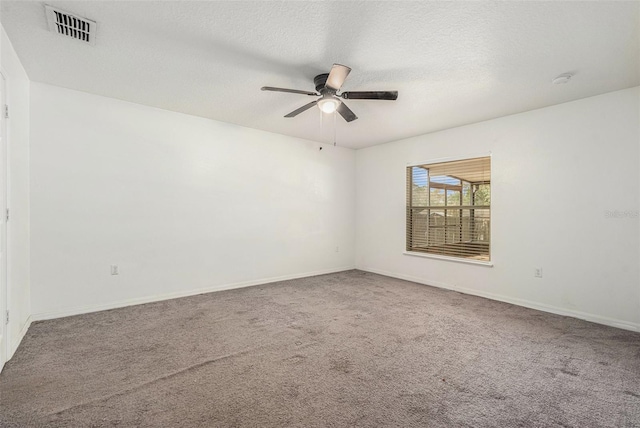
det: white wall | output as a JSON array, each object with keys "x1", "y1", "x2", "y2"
[
  {"x1": 1, "y1": 26, "x2": 31, "y2": 359},
  {"x1": 356, "y1": 87, "x2": 640, "y2": 331},
  {"x1": 29, "y1": 82, "x2": 355, "y2": 318},
  {"x1": 17, "y1": 67, "x2": 640, "y2": 334}
]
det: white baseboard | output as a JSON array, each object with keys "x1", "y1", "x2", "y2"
[
  {"x1": 32, "y1": 266, "x2": 356, "y2": 322},
  {"x1": 358, "y1": 267, "x2": 640, "y2": 333},
  {"x1": 7, "y1": 315, "x2": 32, "y2": 361}
]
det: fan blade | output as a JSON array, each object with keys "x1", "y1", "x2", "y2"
[
  {"x1": 341, "y1": 91, "x2": 398, "y2": 100},
  {"x1": 261, "y1": 86, "x2": 318, "y2": 96},
  {"x1": 325, "y1": 64, "x2": 351, "y2": 92},
  {"x1": 337, "y1": 101, "x2": 358, "y2": 122},
  {"x1": 284, "y1": 100, "x2": 318, "y2": 118}
]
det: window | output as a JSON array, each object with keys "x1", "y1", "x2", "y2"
[{"x1": 406, "y1": 156, "x2": 491, "y2": 261}]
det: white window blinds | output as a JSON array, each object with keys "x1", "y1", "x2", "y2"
[{"x1": 407, "y1": 156, "x2": 491, "y2": 261}]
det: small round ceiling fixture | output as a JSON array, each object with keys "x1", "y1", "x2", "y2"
[
  {"x1": 318, "y1": 97, "x2": 340, "y2": 114},
  {"x1": 552, "y1": 73, "x2": 573, "y2": 85}
]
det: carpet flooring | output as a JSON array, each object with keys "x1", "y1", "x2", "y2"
[{"x1": 1, "y1": 270, "x2": 639, "y2": 427}]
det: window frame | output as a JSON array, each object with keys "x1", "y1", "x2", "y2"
[{"x1": 404, "y1": 153, "x2": 494, "y2": 267}]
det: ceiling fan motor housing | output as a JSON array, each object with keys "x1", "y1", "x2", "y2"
[{"x1": 314, "y1": 73, "x2": 331, "y2": 93}]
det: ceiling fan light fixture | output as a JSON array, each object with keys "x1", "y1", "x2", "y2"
[{"x1": 318, "y1": 97, "x2": 340, "y2": 114}]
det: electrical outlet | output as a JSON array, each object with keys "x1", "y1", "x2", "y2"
[
  {"x1": 110, "y1": 265, "x2": 119, "y2": 275},
  {"x1": 335, "y1": 246, "x2": 340, "y2": 253},
  {"x1": 534, "y1": 268, "x2": 543, "y2": 278}
]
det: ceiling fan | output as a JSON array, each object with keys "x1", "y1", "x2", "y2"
[{"x1": 261, "y1": 64, "x2": 398, "y2": 123}]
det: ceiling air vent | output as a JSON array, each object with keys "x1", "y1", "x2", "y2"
[{"x1": 45, "y1": 5, "x2": 96, "y2": 45}]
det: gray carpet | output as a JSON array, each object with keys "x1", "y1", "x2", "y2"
[{"x1": 1, "y1": 270, "x2": 639, "y2": 427}]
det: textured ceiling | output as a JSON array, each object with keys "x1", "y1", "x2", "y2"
[{"x1": 1, "y1": 1, "x2": 638, "y2": 149}]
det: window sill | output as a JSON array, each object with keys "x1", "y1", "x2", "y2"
[{"x1": 403, "y1": 251, "x2": 494, "y2": 267}]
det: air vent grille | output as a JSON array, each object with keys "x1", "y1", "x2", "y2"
[{"x1": 45, "y1": 5, "x2": 96, "y2": 45}]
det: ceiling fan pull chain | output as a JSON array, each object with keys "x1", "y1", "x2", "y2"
[{"x1": 333, "y1": 111, "x2": 337, "y2": 146}]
